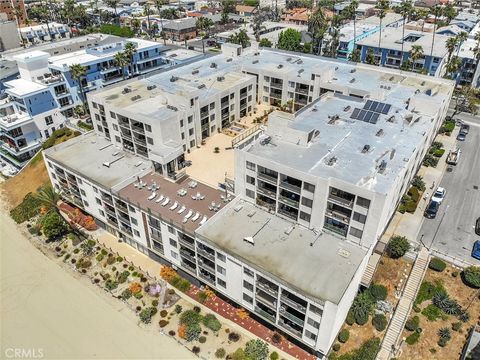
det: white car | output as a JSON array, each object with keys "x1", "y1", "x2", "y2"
[{"x1": 431, "y1": 187, "x2": 446, "y2": 203}]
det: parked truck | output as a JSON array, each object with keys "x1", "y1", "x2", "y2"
[{"x1": 446, "y1": 148, "x2": 461, "y2": 165}]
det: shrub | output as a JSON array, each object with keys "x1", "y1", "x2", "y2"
[
  {"x1": 269, "y1": 351, "x2": 279, "y2": 360},
  {"x1": 168, "y1": 330, "x2": 175, "y2": 336},
  {"x1": 96, "y1": 254, "x2": 104, "y2": 262},
  {"x1": 387, "y1": 236, "x2": 410, "y2": 258},
  {"x1": 271, "y1": 332, "x2": 282, "y2": 344},
  {"x1": 203, "y1": 313, "x2": 222, "y2": 332},
  {"x1": 117, "y1": 270, "x2": 130, "y2": 283},
  {"x1": 438, "y1": 327, "x2": 451, "y2": 341},
  {"x1": 404, "y1": 200, "x2": 417, "y2": 213},
  {"x1": 438, "y1": 337, "x2": 448, "y2": 347},
  {"x1": 429, "y1": 258, "x2": 447, "y2": 272},
  {"x1": 452, "y1": 271, "x2": 459, "y2": 277},
  {"x1": 422, "y1": 304, "x2": 447, "y2": 321},
  {"x1": 198, "y1": 291, "x2": 209, "y2": 303},
  {"x1": 192, "y1": 346, "x2": 200, "y2": 354},
  {"x1": 332, "y1": 343, "x2": 341, "y2": 352},
  {"x1": 415, "y1": 281, "x2": 446, "y2": 305},
  {"x1": 101, "y1": 249, "x2": 108, "y2": 256},
  {"x1": 432, "y1": 293, "x2": 460, "y2": 315},
  {"x1": 406, "y1": 332, "x2": 420, "y2": 345},
  {"x1": 463, "y1": 266, "x2": 480, "y2": 288},
  {"x1": 338, "y1": 329, "x2": 350, "y2": 343},
  {"x1": 139, "y1": 307, "x2": 157, "y2": 324},
  {"x1": 10, "y1": 192, "x2": 42, "y2": 223},
  {"x1": 369, "y1": 284, "x2": 388, "y2": 301},
  {"x1": 433, "y1": 149, "x2": 445, "y2": 157},
  {"x1": 99, "y1": 24, "x2": 135, "y2": 37},
  {"x1": 120, "y1": 289, "x2": 132, "y2": 300},
  {"x1": 228, "y1": 332, "x2": 240, "y2": 342},
  {"x1": 152, "y1": 299, "x2": 159, "y2": 307},
  {"x1": 405, "y1": 316, "x2": 420, "y2": 331},
  {"x1": 185, "y1": 323, "x2": 201, "y2": 342},
  {"x1": 160, "y1": 310, "x2": 168, "y2": 317},
  {"x1": 244, "y1": 339, "x2": 269, "y2": 360},
  {"x1": 41, "y1": 211, "x2": 68, "y2": 240},
  {"x1": 372, "y1": 314, "x2": 387, "y2": 331},
  {"x1": 458, "y1": 309, "x2": 470, "y2": 323},
  {"x1": 76, "y1": 257, "x2": 92, "y2": 269},
  {"x1": 230, "y1": 348, "x2": 246, "y2": 360},
  {"x1": 215, "y1": 348, "x2": 226, "y2": 359},
  {"x1": 159, "y1": 320, "x2": 169, "y2": 328},
  {"x1": 423, "y1": 154, "x2": 439, "y2": 167},
  {"x1": 408, "y1": 186, "x2": 420, "y2": 202},
  {"x1": 411, "y1": 175, "x2": 426, "y2": 191},
  {"x1": 170, "y1": 275, "x2": 191, "y2": 292},
  {"x1": 452, "y1": 322, "x2": 462, "y2": 331},
  {"x1": 346, "y1": 310, "x2": 355, "y2": 325},
  {"x1": 193, "y1": 306, "x2": 201, "y2": 313},
  {"x1": 350, "y1": 291, "x2": 374, "y2": 325},
  {"x1": 106, "y1": 256, "x2": 116, "y2": 265},
  {"x1": 175, "y1": 304, "x2": 183, "y2": 314},
  {"x1": 199, "y1": 336, "x2": 207, "y2": 343},
  {"x1": 105, "y1": 279, "x2": 118, "y2": 291},
  {"x1": 179, "y1": 310, "x2": 203, "y2": 327},
  {"x1": 333, "y1": 338, "x2": 380, "y2": 359}
]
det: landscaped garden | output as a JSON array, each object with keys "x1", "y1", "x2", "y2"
[
  {"x1": 399, "y1": 259, "x2": 480, "y2": 360},
  {"x1": 330, "y1": 236, "x2": 414, "y2": 359},
  {"x1": 398, "y1": 176, "x2": 426, "y2": 214},
  {"x1": 422, "y1": 141, "x2": 445, "y2": 168}
]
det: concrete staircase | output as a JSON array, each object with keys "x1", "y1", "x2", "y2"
[
  {"x1": 361, "y1": 253, "x2": 381, "y2": 287},
  {"x1": 376, "y1": 247, "x2": 430, "y2": 360}
]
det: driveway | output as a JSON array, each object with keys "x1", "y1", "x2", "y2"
[{"x1": 418, "y1": 112, "x2": 480, "y2": 266}]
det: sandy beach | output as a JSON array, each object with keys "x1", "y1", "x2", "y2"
[{"x1": 0, "y1": 197, "x2": 194, "y2": 360}]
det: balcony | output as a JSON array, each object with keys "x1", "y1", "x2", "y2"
[
  {"x1": 179, "y1": 236, "x2": 195, "y2": 250},
  {"x1": 200, "y1": 110, "x2": 209, "y2": 119},
  {"x1": 323, "y1": 222, "x2": 348, "y2": 237},
  {"x1": 278, "y1": 195, "x2": 299, "y2": 208},
  {"x1": 280, "y1": 294, "x2": 307, "y2": 313},
  {"x1": 180, "y1": 249, "x2": 196, "y2": 261},
  {"x1": 131, "y1": 124, "x2": 145, "y2": 134},
  {"x1": 278, "y1": 318, "x2": 303, "y2": 338},
  {"x1": 120, "y1": 225, "x2": 133, "y2": 235},
  {"x1": 257, "y1": 171, "x2": 278, "y2": 184},
  {"x1": 294, "y1": 97, "x2": 308, "y2": 105},
  {"x1": 325, "y1": 208, "x2": 350, "y2": 224},
  {"x1": 270, "y1": 81, "x2": 283, "y2": 89},
  {"x1": 328, "y1": 194, "x2": 354, "y2": 208},
  {"x1": 256, "y1": 290, "x2": 277, "y2": 310},
  {"x1": 255, "y1": 306, "x2": 276, "y2": 323},
  {"x1": 279, "y1": 180, "x2": 301, "y2": 194},
  {"x1": 104, "y1": 206, "x2": 116, "y2": 218},
  {"x1": 182, "y1": 260, "x2": 197, "y2": 274},
  {"x1": 115, "y1": 200, "x2": 128, "y2": 213},
  {"x1": 198, "y1": 258, "x2": 215, "y2": 273},
  {"x1": 279, "y1": 309, "x2": 305, "y2": 327},
  {"x1": 256, "y1": 186, "x2": 277, "y2": 200},
  {"x1": 256, "y1": 281, "x2": 278, "y2": 297},
  {"x1": 197, "y1": 247, "x2": 215, "y2": 261},
  {"x1": 278, "y1": 206, "x2": 298, "y2": 220},
  {"x1": 295, "y1": 87, "x2": 309, "y2": 95},
  {"x1": 221, "y1": 100, "x2": 229, "y2": 109},
  {"x1": 270, "y1": 92, "x2": 282, "y2": 99},
  {"x1": 106, "y1": 217, "x2": 118, "y2": 226},
  {"x1": 199, "y1": 271, "x2": 215, "y2": 284},
  {"x1": 101, "y1": 194, "x2": 113, "y2": 205}
]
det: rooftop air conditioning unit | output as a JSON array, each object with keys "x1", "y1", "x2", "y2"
[{"x1": 243, "y1": 236, "x2": 254, "y2": 245}]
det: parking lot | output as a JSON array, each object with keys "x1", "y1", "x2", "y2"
[{"x1": 419, "y1": 113, "x2": 480, "y2": 266}]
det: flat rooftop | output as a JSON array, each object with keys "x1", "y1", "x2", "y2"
[
  {"x1": 196, "y1": 198, "x2": 367, "y2": 304},
  {"x1": 245, "y1": 90, "x2": 447, "y2": 194},
  {"x1": 44, "y1": 132, "x2": 151, "y2": 189},
  {"x1": 357, "y1": 27, "x2": 449, "y2": 57},
  {"x1": 4, "y1": 78, "x2": 48, "y2": 97},
  {"x1": 118, "y1": 173, "x2": 231, "y2": 235}
]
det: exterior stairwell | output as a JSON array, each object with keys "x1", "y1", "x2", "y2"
[{"x1": 376, "y1": 247, "x2": 430, "y2": 360}]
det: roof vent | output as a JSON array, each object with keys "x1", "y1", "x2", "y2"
[
  {"x1": 170, "y1": 76, "x2": 178, "y2": 82},
  {"x1": 217, "y1": 76, "x2": 225, "y2": 81},
  {"x1": 147, "y1": 85, "x2": 156, "y2": 90},
  {"x1": 122, "y1": 87, "x2": 131, "y2": 93},
  {"x1": 243, "y1": 236, "x2": 254, "y2": 245},
  {"x1": 167, "y1": 105, "x2": 178, "y2": 111},
  {"x1": 335, "y1": 66, "x2": 338, "y2": 70},
  {"x1": 135, "y1": 161, "x2": 143, "y2": 167},
  {"x1": 252, "y1": 59, "x2": 259, "y2": 64},
  {"x1": 260, "y1": 136, "x2": 271, "y2": 145},
  {"x1": 210, "y1": 62, "x2": 217, "y2": 68},
  {"x1": 387, "y1": 115, "x2": 395, "y2": 122},
  {"x1": 277, "y1": 64, "x2": 283, "y2": 69},
  {"x1": 390, "y1": 149, "x2": 396, "y2": 159},
  {"x1": 102, "y1": 162, "x2": 111, "y2": 168},
  {"x1": 192, "y1": 69, "x2": 199, "y2": 75},
  {"x1": 234, "y1": 204, "x2": 243, "y2": 212},
  {"x1": 389, "y1": 76, "x2": 395, "y2": 81},
  {"x1": 197, "y1": 84, "x2": 206, "y2": 89},
  {"x1": 344, "y1": 105, "x2": 351, "y2": 112},
  {"x1": 376, "y1": 129, "x2": 384, "y2": 137},
  {"x1": 327, "y1": 156, "x2": 337, "y2": 166},
  {"x1": 350, "y1": 68, "x2": 356, "y2": 73},
  {"x1": 362, "y1": 144, "x2": 370, "y2": 153},
  {"x1": 226, "y1": 58, "x2": 232, "y2": 62},
  {"x1": 297, "y1": 59, "x2": 303, "y2": 64},
  {"x1": 284, "y1": 226, "x2": 294, "y2": 235},
  {"x1": 112, "y1": 151, "x2": 119, "y2": 156},
  {"x1": 378, "y1": 160, "x2": 387, "y2": 172},
  {"x1": 350, "y1": 78, "x2": 356, "y2": 83},
  {"x1": 132, "y1": 95, "x2": 142, "y2": 101},
  {"x1": 247, "y1": 210, "x2": 256, "y2": 217}
]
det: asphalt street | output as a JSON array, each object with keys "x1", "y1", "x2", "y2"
[{"x1": 419, "y1": 112, "x2": 480, "y2": 266}]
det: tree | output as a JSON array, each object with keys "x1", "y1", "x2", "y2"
[
  {"x1": 409, "y1": 44, "x2": 424, "y2": 71},
  {"x1": 123, "y1": 42, "x2": 137, "y2": 77},
  {"x1": 113, "y1": 52, "x2": 129, "y2": 79},
  {"x1": 228, "y1": 29, "x2": 250, "y2": 48},
  {"x1": 350, "y1": 291, "x2": 374, "y2": 325},
  {"x1": 244, "y1": 339, "x2": 269, "y2": 360},
  {"x1": 259, "y1": 38, "x2": 272, "y2": 48},
  {"x1": 196, "y1": 17, "x2": 214, "y2": 53},
  {"x1": 397, "y1": 0, "x2": 413, "y2": 66},
  {"x1": 349, "y1": 48, "x2": 361, "y2": 62},
  {"x1": 455, "y1": 31, "x2": 468, "y2": 57},
  {"x1": 28, "y1": 2, "x2": 53, "y2": 42},
  {"x1": 41, "y1": 211, "x2": 68, "y2": 240},
  {"x1": 252, "y1": 9, "x2": 267, "y2": 42},
  {"x1": 144, "y1": 3, "x2": 152, "y2": 38},
  {"x1": 69, "y1": 64, "x2": 87, "y2": 110},
  {"x1": 220, "y1": 0, "x2": 234, "y2": 24},
  {"x1": 430, "y1": 5, "x2": 443, "y2": 60},
  {"x1": 446, "y1": 36, "x2": 458, "y2": 63},
  {"x1": 473, "y1": 32, "x2": 480, "y2": 61},
  {"x1": 443, "y1": 3, "x2": 457, "y2": 22},
  {"x1": 387, "y1": 235, "x2": 410, "y2": 258},
  {"x1": 344, "y1": 0, "x2": 359, "y2": 49},
  {"x1": 154, "y1": 0, "x2": 167, "y2": 44},
  {"x1": 131, "y1": 18, "x2": 141, "y2": 36},
  {"x1": 445, "y1": 56, "x2": 461, "y2": 79},
  {"x1": 308, "y1": 8, "x2": 328, "y2": 55},
  {"x1": 366, "y1": 48, "x2": 377, "y2": 65},
  {"x1": 34, "y1": 185, "x2": 61, "y2": 212},
  {"x1": 277, "y1": 28, "x2": 302, "y2": 52},
  {"x1": 415, "y1": 8, "x2": 430, "y2": 32},
  {"x1": 375, "y1": 0, "x2": 390, "y2": 64},
  {"x1": 105, "y1": 0, "x2": 120, "y2": 25}
]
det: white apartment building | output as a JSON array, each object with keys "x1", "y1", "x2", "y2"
[
  {"x1": 19, "y1": 22, "x2": 71, "y2": 44},
  {"x1": 44, "y1": 46, "x2": 454, "y2": 358}
]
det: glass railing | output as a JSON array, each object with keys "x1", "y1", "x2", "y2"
[
  {"x1": 328, "y1": 194, "x2": 354, "y2": 208},
  {"x1": 280, "y1": 310, "x2": 305, "y2": 327},
  {"x1": 258, "y1": 172, "x2": 278, "y2": 183},
  {"x1": 281, "y1": 295, "x2": 307, "y2": 313},
  {"x1": 255, "y1": 306, "x2": 276, "y2": 323},
  {"x1": 323, "y1": 222, "x2": 347, "y2": 237}
]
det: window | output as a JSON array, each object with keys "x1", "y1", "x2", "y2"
[
  {"x1": 350, "y1": 227, "x2": 363, "y2": 238},
  {"x1": 307, "y1": 317, "x2": 320, "y2": 329},
  {"x1": 80, "y1": 189, "x2": 86, "y2": 196},
  {"x1": 96, "y1": 198, "x2": 101, "y2": 205},
  {"x1": 190, "y1": 140, "x2": 195, "y2": 147},
  {"x1": 305, "y1": 329, "x2": 317, "y2": 341},
  {"x1": 115, "y1": 136, "x2": 121, "y2": 143},
  {"x1": 170, "y1": 251, "x2": 178, "y2": 260},
  {"x1": 209, "y1": 102, "x2": 215, "y2": 109},
  {"x1": 244, "y1": 267, "x2": 254, "y2": 277},
  {"x1": 45, "y1": 115, "x2": 53, "y2": 126},
  {"x1": 310, "y1": 304, "x2": 323, "y2": 316},
  {"x1": 303, "y1": 182, "x2": 315, "y2": 193},
  {"x1": 169, "y1": 238, "x2": 177, "y2": 248},
  {"x1": 131, "y1": 218, "x2": 138, "y2": 226},
  {"x1": 134, "y1": 229, "x2": 140, "y2": 236},
  {"x1": 44, "y1": 129, "x2": 49, "y2": 138},
  {"x1": 189, "y1": 128, "x2": 194, "y2": 136},
  {"x1": 246, "y1": 175, "x2": 255, "y2": 185},
  {"x1": 243, "y1": 280, "x2": 253, "y2": 291},
  {"x1": 147, "y1": 137, "x2": 153, "y2": 145},
  {"x1": 93, "y1": 187, "x2": 98, "y2": 193},
  {"x1": 110, "y1": 111, "x2": 116, "y2": 118},
  {"x1": 188, "y1": 115, "x2": 193, "y2": 123},
  {"x1": 128, "y1": 206, "x2": 136, "y2": 212},
  {"x1": 92, "y1": 102, "x2": 98, "y2": 109},
  {"x1": 300, "y1": 211, "x2": 311, "y2": 222},
  {"x1": 95, "y1": 114, "x2": 100, "y2": 121},
  {"x1": 246, "y1": 189, "x2": 254, "y2": 199},
  {"x1": 230, "y1": 93, "x2": 234, "y2": 99},
  {"x1": 145, "y1": 124, "x2": 152, "y2": 132},
  {"x1": 190, "y1": 99, "x2": 194, "y2": 106},
  {"x1": 168, "y1": 226, "x2": 175, "y2": 234},
  {"x1": 356, "y1": 197, "x2": 371, "y2": 209},
  {"x1": 353, "y1": 212, "x2": 366, "y2": 224},
  {"x1": 264, "y1": 76, "x2": 270, "y2": 81},
  {"x1": 180, "y1": 119, "x2": 184, "y2": 127},
  {"x1": 246, "y1": 161, "x2": 255, "y2": 171},
  {"x1": 217, "y1": 265, "x2": 226, "y2": 276},
  {"x1": 217, "y1": 253, "x2": 226, "y2": 262},
  {"x1": 83, "y1": 200, "x2": 89, "y2": 207},
  {"x1": 301, "y1": 197, "x2": 313, "y2": 208},
  {"x1": 99, "y1": 209, "x2": 104, "y2": 217},
  {"x1": 243, "y1": 293, "x2": 253, "y2": 303},
  {"x1": 218, "y1": 279, "x2": 226, "y2": 288}
]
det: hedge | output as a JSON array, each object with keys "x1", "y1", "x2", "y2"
[
  {"x1": 429, "y1": 258, "x2": 446, "y2": 272},
  {"x1": 338, "y1": 329, "x2": 349, "y2": 343},
  {"x1": 406, "y1": 332, "x2": 420, "y2": 345}
]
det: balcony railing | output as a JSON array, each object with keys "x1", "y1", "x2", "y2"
[
  {"x1": 270, "y1": 82, "x2": 283, "y2": 89},
  {"x1": 221, "y1": 101, "x2": 229, "y2": 109},
  {"x1": 295, "y1": 87, "x2": 309, "y2": 95},
  {"x1": 256, "y1": 281, "x2": 278, "y2": 297},
  {"x1": 326, "y1": 209, "x2": 350, "y2": 224},
  {"x1": 270, "y1": 92, "x2": 282, "y2": 99},
  {"x1": 277, "y1": 207, "x2": 298, "y2": 220},
  {"x1": 257, "y1": 171, "x2": 278, "y2": 184},
  {"x1": 199, "y1": 272, "x2": 215, "y2": 284},
  {"x1": 197, "y1": 247, "x2": 215, "y2": 261},
  {"x1": 182, "y1": 261, "x2": 196, "y2": 274},
  {"x1": 328, "y1": 194, "x2": 354, "y2": 208},
  {"x1": 255, "y1": 306, "x2": 276, "y2": 323},
  {"x1": 200, "y1": 111, "x2": 209, "y2": 119},
  {"x1": 198, "y1": 259, "x2": 215, "y2": 273},
  {"x1": 257, "y1": 186, "x2": 277, "y2": 199},
  {"x1": 180, "y1": 249, "x2": 196, "y2": 261},
  {"x1": 279, "y1": 180, "x2": 301, "y2": 194},
  {"x1": 280, "y1": 309, "x2": 305, "y2": 327},
  {"x1": 179, "y1": 237, "x2": 195, "y2": 250},
  {"x1": 278, "y1": 195, "x2": 299, "y2": 208},
  {"x1": 278, "y1": 318, "x2": 303, "y2": 338},
  {"x1": 256, "y1": 291, "x2": 277, "y2": 309},
  {"x1": 323, "y1": 222, "x2": 347, "y2": 237},
  {"x1": 281, "y1": 295, "x2": 307, "y2": 313}
]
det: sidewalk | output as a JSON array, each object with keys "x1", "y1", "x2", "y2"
[{"x1": 94, "y1": 230, "x2": 315, "y2": 360}]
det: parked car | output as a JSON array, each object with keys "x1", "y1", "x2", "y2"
[
  {"x1": 424, "y1": 201, "x2": 440, "y2": 219},
  {"x1": 460, "y1": 124, "x2": 470, "y2": 134},
  {"x1": 472, "y1": 241, "x2": 480, "y2": 260},
  {"x1": 457, "y1": 132, "x2": 466, "y2": 141},
  {"x1": 475, "y1": 217, "x2": 480, "y2": 236},
  {"x1": 431, "y1": 187, "x2": 446, "y2": 204}
]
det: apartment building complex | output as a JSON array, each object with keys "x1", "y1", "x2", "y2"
[
  {"x1": 19, "y1": 22, "x2": 71, "y2": 44},
  {"x1": 0, "y1": 38, "x2": 201, "y2": 168},
  {"x1": 44, "y1": 46, "x2": 454, "y2": 357}
]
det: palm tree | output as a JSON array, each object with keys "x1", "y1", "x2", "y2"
[
  {"x1": 409, "y1": 44, "x2": 424, "y2": 71},
  {"x1": 113, "y1": 52, "x2": 129, "y2": 79},
  {"x1": 154, "y1": 0, "x2": 167, "y2": 44},
  {"x1": 415, "y1": 8, "x2": 429, "y2": 32},
  {"x1": 105, "y1": 0, "x2": 120, "y2": 25},
  {"x1": 375, "y1": 0, "x2": 390, "y2": 65},
  {"x1": 445, "y1": 56, "x2": 461, "y2": 79},
  {"x1": 446, "y1": 36, "x2": 458, "y2": 63},
  {"x1": 308, "y1": 8, "x2": 327, "y2": 55},
  {"x1": 196, "y1": 17, "x2": 214, "y2": 54},
  {"x1": 455, "y1": 32, "x2": 468, "y2": 57},
  {"x1": 123, "y1": 42, "x2": 137, "y2": 78},
  {"x1": 131, "y1": 18, "x2": 141, "y2": 36},
  {"x1": 398, "y1": 0, "x2": 413, "y2": 66},
  {"x1": 430, "y1": 5, "x2": 443, "y2": 59},
  {"x1": 252, "y1": 11, "x2": 266, "y2": 42},
  {"x1": 366, "y1": 48, "x2": 377, "y2": 65},
  {"x1": 69, "y1": 64, "x2": 87, "y2": 110},
  {"x1": 349, "y1": 48, "x2": 361, "y2": 62},
  {"x1": 345, "y1": 0, "x2": 359, "y2": 49},
  {"x1": 473, "y1": 32, "x2": 480, "y2": 61},
  {"x1": 143, "y1": 3, "x2": 152, "y2": 38},
  {"x1": 35, "y1": 185, "x2": 61, "y2": 213},
  {"x1": 228, "y1": 29, "x2": 250, "y2": 49}
]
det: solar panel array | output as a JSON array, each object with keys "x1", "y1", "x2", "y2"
[
  {"x1": 363, "y1": 100, "x2": 391, "y2": 114},
  {"x1": 350, "y1": 108, "x2": 380, "y2": 124}
]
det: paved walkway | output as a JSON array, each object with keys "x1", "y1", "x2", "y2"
[
  {"x1": 94, "y1": 231, "x2": 315, "y2": 360},
  {"x1": 376, "y1": 247, "x2": 430, "y2": 360}
]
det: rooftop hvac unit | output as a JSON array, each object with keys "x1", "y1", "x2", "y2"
[
  {"x1": 210, "y1": 62, "x2": 217, "y2": 68},
  {"x1": 147, "y1": 85, "x2": 157, "y2": 90},
  {"x1": 379, "y1": 160, "x2": 387, "y2": 172},
  {"x1": 243, "y1": 236, "x2": 254, "y2": 245},
  {"x1": 252, "y1": 60, "x2": 259, "y2": 64},
  {"x1": 362, "y1": 144, "x2": 370, "y2": 153},
  {"x1": 226, "y1": 58, "x2": 232, "y2": 62},
  {"x1": 198, "y1": 84, "x2": 206, "y2": 89},
  {"x1": 122, "y1": 87, "x2": 131, "y2": 93},
  {"x1": 131, "y1": 95, "x2": 141, "y2": 101},
  {"x1": 170, "y1": 76, "x2": 178, "y2": 82},
  {"x1": 217, "y1": 76, "x2": 225, "y2": 81},
  {"x1": 277, "y1": 64, "x2": 283, "y2": 69},
  {"x1": 192, "y1": 69, "x2": 199, "y2": 75}
]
